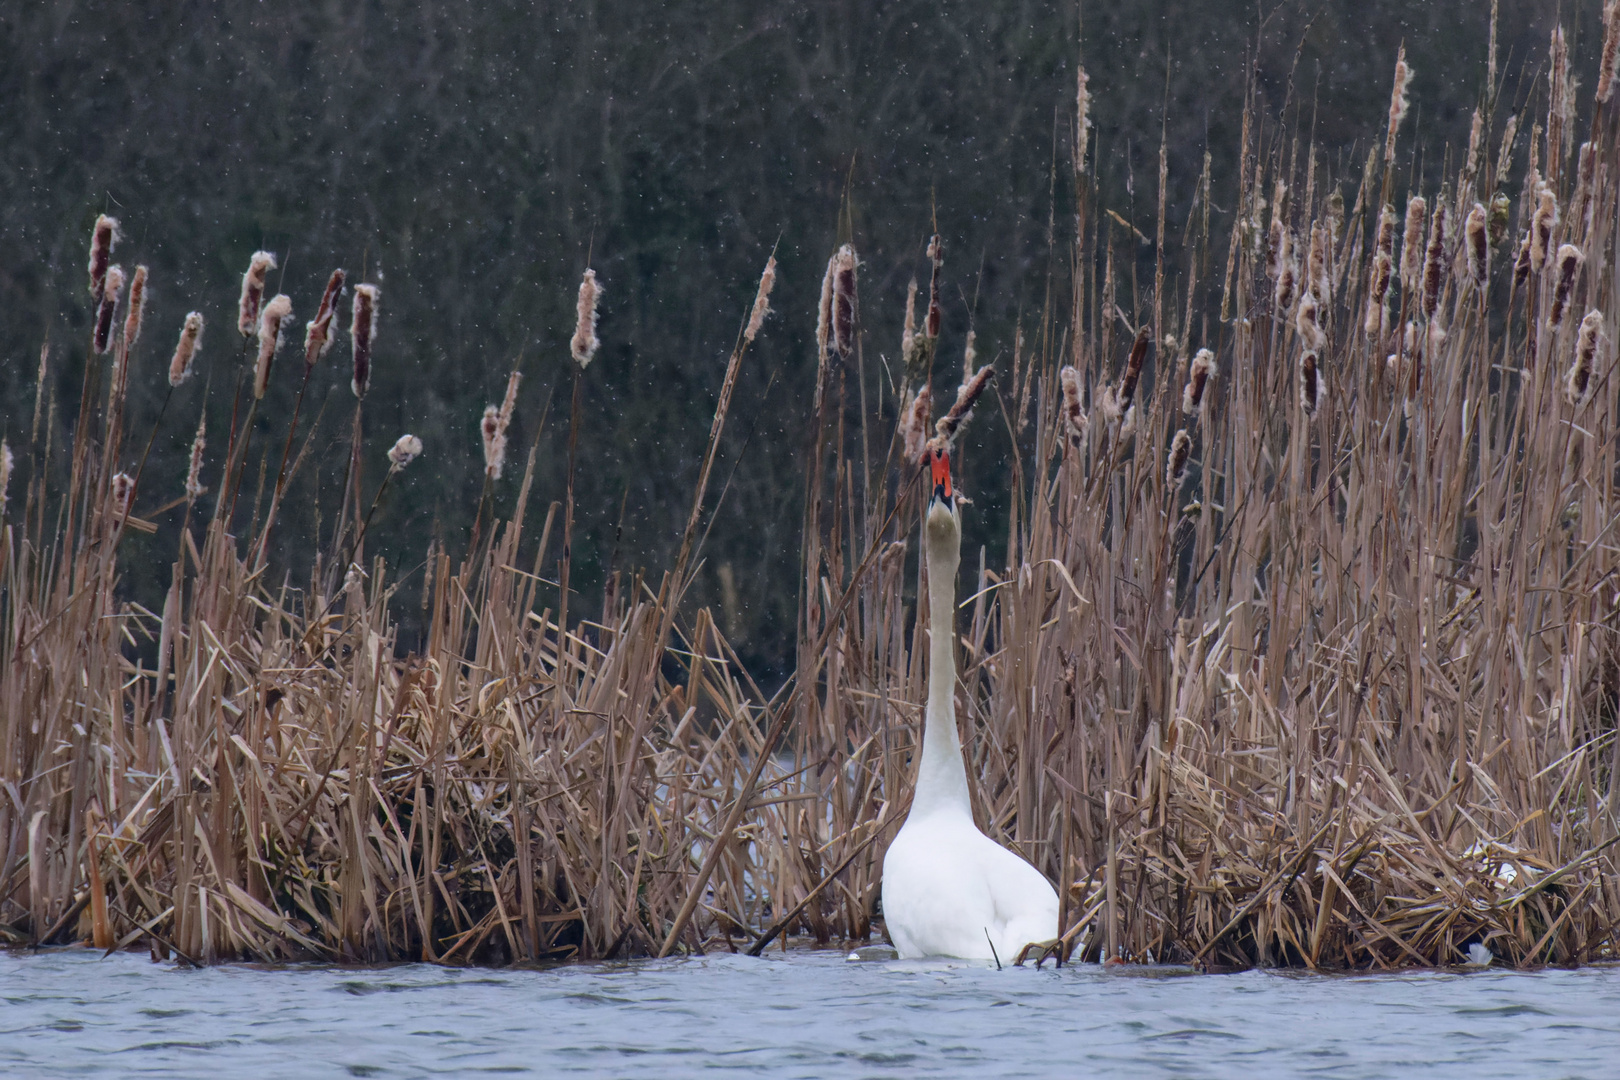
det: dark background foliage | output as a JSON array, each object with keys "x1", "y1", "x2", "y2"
[{"x1": 0, "y1": 0, "x2": 1592, "y2": 681}]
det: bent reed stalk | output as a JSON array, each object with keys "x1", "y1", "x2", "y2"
[{"x1": 5, "y1": 16, "x2": 1620, "y2": 971}]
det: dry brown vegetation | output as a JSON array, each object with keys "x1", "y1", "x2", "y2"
[{"x1": 5, "y1": 11, "x2": 1620, "y2": 971}]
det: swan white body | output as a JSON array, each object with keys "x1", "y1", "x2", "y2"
[{"x1": 881, "y1": 467, "x2": 1059, "y2": 961}]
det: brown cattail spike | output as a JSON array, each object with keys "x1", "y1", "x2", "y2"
[
  {"x1": 900, "y1": 385, "x2": 932, "y2": 464},
  {"x1": 1601, "y1": 2, "x2": 1620, "y2": 102},
  {"x1": 304, "y1": 269, "x2": 346, "y2": 367},
  {"x1": 254, "y1": 294, "x2": 293, "y2": 400},
  {"x1": 1119, "y1": 327, "x2": 1150, "y2": 407},
  {"x1": 1166, "y1": 428, "x2": 1192, "y2": 488},
  {"x1": 94, "y1": 265, "x2": 126, "y2": 355},
  {"x1": 1300, "y1": 351, "x2": 1324, "y2": 419},
  {"x1": 1060, "y1": 365, "x2": 1088, "y2": 443},
  {"x1": 1385, "y1": 47, "x2": 1413, "y2": 165},
  {"x1": 1400, "y1": 196, "x2": 1426, "y2": 296},
  {"x1": 88, "y1": 214, "x2": 119, "y2": 301},
  {"x1": 1422, "y1": 199, "x2": 1449, "y2": 320},
  {"x1": 1365, "y1": 253, "x2": 1394, "y2": 338},
  {"x1": 1465, "y1": 203, "x2": 1489, "y2": 290},
  {"x1": 351, "y1": 284, "x2": 379, "y2": 398},
  {"x1": 816, "y1": 251, "x2": 837, "y2": 358},
  {"x1": 932, "y1": 365, "x2": 993, "y2": 451},
  {"x1": 1531, "y1": 187, "x2": 1559, "y2": 271},
  {"x1": 1296, "y1": 290, "x2": 1326, "y2": 352},
  {"x1": 238, "y1": 251, "x2": 277, "y2": 337},
  {"x1": 830, "y1": 244, "x2": 857, "y2": 359},
  {"x1": 481, "y1": 405, "x2": 504, "y2": 480},
  {"x1": 184, "y1": 411, "x2": 207, "y2": 502},
  {"x1": 123, "y1": 265, "x2": 148, "y2": 349},
  {"x1": 1307, "y1": 222, "x2": 1330, "y2": 305},
  {"x1": 169, "y1": 312, "x2": 204, "y2": 387},
  {"x1": 1183, "y1": 349, "x2": 1216, "y2": 416},
  {"x1": 571, "y1": 269, "x2": 602, "y2": 370},
  {"x1": 1567, "y1": 310, "x2": 1603, "y2": 406},
  {"x1": 744, "y1": 255, "x2": 776, "y2": 345},
  {"x1": 1075, "y1": 67, "x2": 1091, "y2": 171},
  {"x1": 1274, "y1": 249, "x2": 1298, "y2": 315},
  {"x1": 1549, "y1": 244, "x2": 1584, "y2": 329},
  {"x1": 388, "y1": 434, "x2": 423, "y2": 471}
]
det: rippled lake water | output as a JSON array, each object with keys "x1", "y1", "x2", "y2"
[{"x1": 3, "y1": 948, "x2": 1619, "y2": 1078}]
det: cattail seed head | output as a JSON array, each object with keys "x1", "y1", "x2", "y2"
[
  {"x1": 388, "y1": 433, "x2": 423, "y2": 471},
  {"x1": 88, "y1": 214, "x2": 119, "y2": 301},
  {"x1": 932, "y1": 365, "x2": 993, "y2": 451},
  {"x1": 122, "y1": 265, "x2": 148, "y2": 349},
  {"x1": 816, "y1": 250, "x2": 836, "y2": 358},
  {"x1": 1375, "y1": 203, "x2": 1397, "y2": 259},
  {"x1": 571, "y1": 268, "x2": 602, "y2": 370},
  {"x1": 1267, "y1": 213, "x2": 1287, "y2": 280},
  {"x1": 169, "y1": 312, "x2": 204, "y2": 387},
  {"x1": 1548, "y1": 244, "x2": 1584, "y2": 329},
  {"x1": 350, "y1": 283, "x2": 379, "y2": 398},
  {"x1": 1601, "y1": 1, "x2": 1620, "y2": 102},
  {"x1": 901, "y1": 277, "x2": 919, "y2": 360},
  {"x1": 1422, "y1": 199, "x2": 1449, "y2": 319},
  {"x1": 1400, "y1": 195, "x2": 1427, "y2": 295},
  {"x1": 1489, "y1": 192, "x2": 1511, "y2": 247},
  {"x1": 1567, "y1": 309, "x2": 1603, "y2": 406},
  {"x1": 497, "y1": 370, "x2": 521, "y2": 441},
  {"x1": 254, "y1": 294, "x2": 292, "y2": 400},
  {"x1": 1300, "y1": 352, "x2": 1324, "y2": 419},
  {"x1": 110, "y1": 472, "x2": 134, "y2": 516},
  {"x1": 481, "y1": 404, "x2": 505, "y2": 480},
  {"x1": 1365, "y1": 253, "x2": 1394, "y2": 338},
  {"x1": 1075, "y1": 67, "x2": 1092, "y2": 171},
  {"x1": 1385, "y1": 47, "x2": 1412, "y2": 165},
  {"x1": 237, "y1": 251, "x2": 277, "y2": 337},
  {"x1": 184, "y1": 411, "x2": 206, "y2": 502},
  {"x1": 925, "y1": 234, "x2": 943, "y2": 339},
  {"x1": 1296, "y1": 290, "x2": 1326, "y2": 352},
  {"x1": 1166, "y1": 428, "x2": 1192, "y2": 488},
  {"x1": 1495, "y1": 114, "x2": 1520, "y2": 187},
  {"x1": 1531, "y1": 186, "x2": 1559, "y2": 271},
  {"x1": 1119, "y1": 327, "x2": 1150, "y2": 407},
  {"x1": 304, "y1": 269, "x2": 346, "y2": 367},
  {"x1": 1059, "y1": 365, "x2": 1088, "y2": 443},
  {"x1": 961, "y1": 330, "x2": 977, "y2": 383},
  {"x1": 830, "y1": 244, "x2": 857, "y2": 359},
  {"x1": 1307, "y1": 222, "x2": 1330, "y2": 305},
  {"x1": 1182, "y1": 349, "x2": 1216, "y2": 417},
  {"x1": 1548, "y1": 27, "x2": 1570, "y2": 172},
  {"x1": 1274, "y1": 251, "x2": 1298, "y2": 315},
  {"x1": 0, "y1": 441, "x2": 12, "y2": 515},
  {"x1": 94, "y1": 265, "x2": 126, "y2": 355},
  {"x1": 900, "y1": 385, "x2": 932, "y2": 463},
  {"x1": 1464, "y1": 203, "x2": 1488, "y2": 289},
  {"x1": 744, "y1": 255, "x2": 776, "y2": 345},
  {"x1": 1514, "y1": 230, "x2": 1534, "y2": 287}
]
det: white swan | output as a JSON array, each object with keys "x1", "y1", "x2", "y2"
[{"x1": 881, "y1": 447, "x2": 1060, "y2": 961}]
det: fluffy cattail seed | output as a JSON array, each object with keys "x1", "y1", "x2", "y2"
[
  {"x1": 88, "y1": 214, "x2": 119, "y2": 301},
  {"x1": 111, "y1": 472, "x2": 134, "y2": 516},
  {"x1": 1300, "y1": 351, "x2": 1324, "y2": 419},
  {"x1": 237, "y1": 251, "x2": 276, "y2": 337},
  {"x1": 169, "y1": 312, "x2": 204, "y2": 387},
  {"x1": 571, "y1": 269, "x2": 602, "y2": 369},
  {"x1": 350, "y1": 283, "x2": 378, "y2": 398},
  {"x1": 1422, "y1": 200, "x2": 1449, "y2": 319},
  {"x1": 831, "y1": 244, "x2": 857, "y2": 359},
  {"x1": 1060, "y1": 365, "x2": 1088, "y2": 442},
  {"x1": 1385, "y1": 47, "x2": 1413, "y2": 165},
  {"x1": 94, "y1": 265, "x2": 126, "y2": 355},
  {"x1": 1296, "y1": 290, "x2": 1326, "y2": 352},
  {"x1": 123, "y1": 265, "x2": 148, "y2": 349},
  {"x1": 184, "y1": 411, "x2": 206, "y2": 502},
  {"x1": 1567, "y1": 309, "x2": 1603, "y2": 406},
  {"x1": 900, "y1": 385, "x2": 932, "y2": 463},
  {"x1": 1274, "y1": 251, "x2": 1298, "y2": 315},
  {"x1": 1465, "y1": 203, "x2": 1489, "y2": 290},
  {"x1": 254, "y1": 294, "x2": 292, "y2": 400},
  {"x1": 1531, "y1": 186, "x2": 1559, "y2": 271},
  {"x1": 1166, "y1": 429, "x2": 1192, "y2": 488},
  {"x1": 481, "y1": 404, "x2": 505, "y2": 480},
  {"x1": 1183, "y1": 349, "x2": 1216, "y2": 416},
  {"x1": 744, "y1": 255, "x2": 776, "y2": 344},
  {"x1": 1400, "y1": 196, "x2": 1427, "y2": 296},
  {"x1": 304, "y1": 269, "x2": 346, "y2": 367},
  {"x1": 1549, "y1": 244, "x2": 1584, "y2": 329},
  {"x1": 388, "y1": 434, "x2": 423, "y2": 471},
  {"x1": 1365, "y1": 253, "x2": 1394, "y2": 338}
]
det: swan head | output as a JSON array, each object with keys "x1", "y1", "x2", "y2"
[{"x1": 925, "y1": 446, "x2": 961, "y2": 553}]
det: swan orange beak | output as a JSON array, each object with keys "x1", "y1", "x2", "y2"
[{"x1": 930, "y1": 446, "x2": 953, "y2": 505}]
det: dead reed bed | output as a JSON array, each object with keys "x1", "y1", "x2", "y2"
[{"x1": 5, "y1": 12, "x2": 1620, "y2": 971}]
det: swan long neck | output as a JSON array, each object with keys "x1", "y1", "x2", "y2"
[{"x1": 914, "y1": 508, "x2": 971, "y2": 816}]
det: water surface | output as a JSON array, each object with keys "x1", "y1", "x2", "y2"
[{"x1": 3, "y1": 948, "x2": 1618, "y2": 1078}]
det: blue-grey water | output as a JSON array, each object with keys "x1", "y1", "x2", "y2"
[{"x1": 3, "y1": 948, "x2": 1619, "y2": 1078}]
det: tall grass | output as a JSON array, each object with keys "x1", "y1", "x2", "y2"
[{"x1": 4, "y1": 14, "x2": 1620, "y2": 970}]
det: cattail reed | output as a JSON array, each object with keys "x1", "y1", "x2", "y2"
[
  {"x1": 1601, "y1": 1, "x2": 1620, "y2": 102},
  {"x1": 237, "y1": 251, "x2": 277, "y2": 337},
  {"x1": 123, "y1": 265, "x2": 148, "y2": 349},
  {"x1": 254, "y1": 294, "x2": 293, "y2": 400},
  {"x1": 1274, "y1": 250, "x2": 1298, "y2": 315},
  {"x1": 571, "y1": 269, "x2": 602, "y2": 369},
  {"x1": 350, "y1": 283, "x2": 378, "y2": 397},
  {"x1": 1307, "y1": 222, "x2": 1330, "y2": 305},
  {"x1": 1495, "y1": 114, "x2": 1520, "y2": 187},
  {"x1": 1060, "y1": 366, "x2": 1088, "y2": 442},
  {"x1": 900, "y1": 385, "x2": 932, "y2": 463},
  {"x1": 933, "y1": 364, "x2": 993, "y2": 449},
  {"x1": 94, "y1": 265, "x2": 125, "y2": 355},
  {"x1": 168, "y1": 312, "x2": 203, "y2": 387},
  {"x1": 1531, "y1": 186, "x2": 1559, "y2": 272},
  {"x1": 1166, "y1": 429, "x2": 1192, "y2": 488},
  {"x1": 0, "y1": 441, "x2": 11, "y2": 515},
  {"x1": 1400, "y1": 196, "x2": 1427, "y2": 296},
  {"x1": 481, "y1": 405, "x2": 505, "y2": 480},
  {"x1": 1514, "y1": 231, "x2": 1534, "y2": 287},
  {"x1": 1421, "y1": 200, "x2": 1448, "y2": 319},
  {"x1": 1365, "y1": 253, "x2": 1394, "y2": 337},
  {"x1": 1267, "y1": 184, "x2": 1288, "y2": 279},
  {"x1": 184, "y1": 412, "x2": 206, "y2": 502},
  {"x1": 304, "y1": 269, "x2": 346, "y2": 367},
  {"x1": 1296, "y1": 290, "x2": 1326, "y2": 352},
  {"x1": 1567, "y1": 310, "x2": 1603, "y2": 406},
  {"x1": 1119, "y1": 327, "x2": 1150, "y2": 408},
  {"x1": 387, "y1": 434, "x2": 423, "y2": 471},
  {"x1": 1459, "y1": 205, "x2": 1486, "y2": 295},
  {"x1": 1384, "y1": 46, "x2": 1413, "y2": 165},
  {"x1": 1075, "y1": 67, "x2": 1091, "y2": 170},
  {"x1": 1300, "y1": 351, "x2": 1324, "y2": 418},
  {"x1": 744, "y1": 255, "x2": 776, "y2": 344},
  {"x1": 88, "y1": 214, "x2": 118, "y2": 301},
  {"x1": 110, "y1": 472, "x2": 134, "y2": 515},
  {"x1": 1183, "y1": 349, "x2": 1216, "y2": 416},
  {"x1": 1549, "y1": 244, "x2": 1584, "y2": 329},
  {"x1": 830, "y1": 244, "x2": 857, "y2": 359}
]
